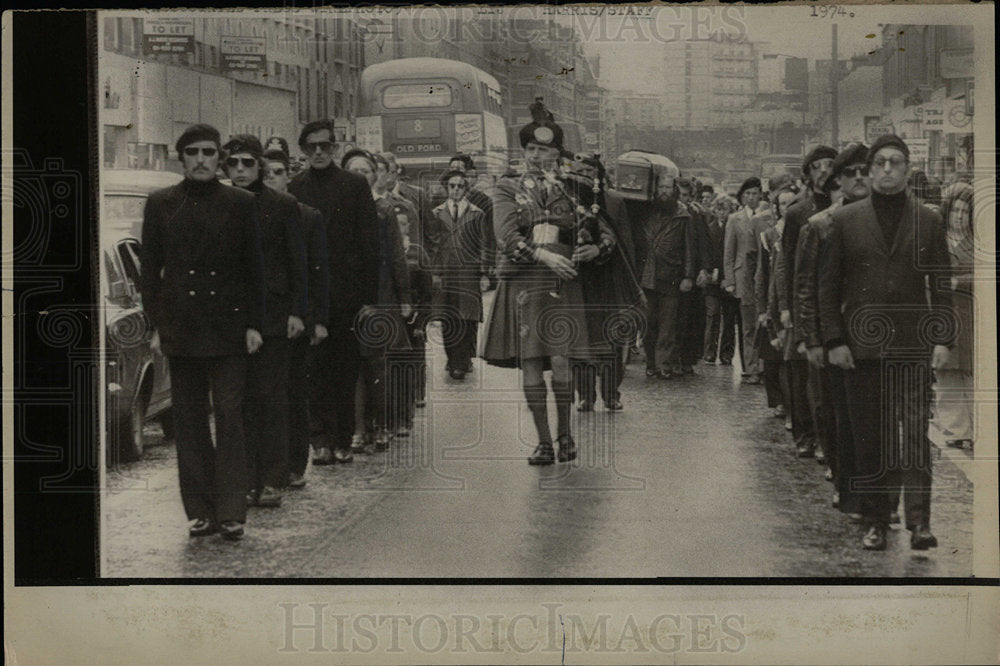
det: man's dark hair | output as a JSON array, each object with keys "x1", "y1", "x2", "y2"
[
  {"x1": 340, "y1": 148, "x2": 377, "y2": 171},
  {"x1": 449, "y1": 154, "x2": 476, "y2": 171},
  {"x1": 297, "y1": 119, "x2": 337, "y2": 149},
  {"x1": 175, "y1": 123, "x2": 221, "y2": 155},
  {"x1": 675, "y1": 177, "x2": 694, "y2": 191}
]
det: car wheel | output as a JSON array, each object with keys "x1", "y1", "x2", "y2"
[{"x1": 117, "y1": 393, "x2": 148, "y2": 462}]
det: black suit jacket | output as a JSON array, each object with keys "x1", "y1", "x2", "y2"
[
  {"x1": 818, "y1": 194, "x2": 953, "y2": 360},
  {"x1": 254, "y1": 185, "x2": 307, "y2": 338},
  {"x1": 297, "y1": 202, "x2": 330, "y2": 330},
  {"x1": 288, "y1": 165, "x2": 379, "y2": 314},
  {"x1": 140, "y1": 178, "x2": 264, "y2": 357}
]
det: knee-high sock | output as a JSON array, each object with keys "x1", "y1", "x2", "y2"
[
  {"x1": 523, "y1": 382, "x2": 551, "y2": 444},
  {"x1": 552, "y1": 380, "x2": 573, "y2": 438}
]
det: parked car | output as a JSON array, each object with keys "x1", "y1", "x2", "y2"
[{"x1": 103, "y1": 169, "x2": 181, "y2": 462}]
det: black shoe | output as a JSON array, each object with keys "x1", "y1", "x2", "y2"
[
  {"x1": 720, "y1": 359, "x2": 732, "y2": 366},
  {"x1": 245, "y1": 489, "x2": 260, "y2": 506},
  {"x1": 645, "y1": 368, "x2": 657, "y2": 378},
  {"x1": 703, "y1": 356, "x2": 716, "y2": 364},
  {"x1": 373, "y1": 429, "x2": 391, "y2": 452},
  {"x1": 312, "y1": 447, "x2": 334, "y2": 466},
  {"x1": 219, "y1": 520, "x2": 244, "y2": 541},
  {"x1": 528, "y1": 441, "x2": 555, "y2": 466},
  {"x1": 824, "y1": 467, "x2": 834, "y2": 482},
  {"x1": 556, "y1": 434, "x2": 577, "y2": 463},
  {"x1": 189, "y1": 518, "x2": 216, "y2": 538},
  {"x1": 606, "y1": 400, "x2": 623, "y2": 412},
  {"x1": 288, "y1": 473, "x2": 307, "y2": 489},
  {"x1": 464, "y1": 362, "x2": 474, "y2": 373},
  {"x1": 657, "y1": 369, "x2": 674, "y2": 380},
  {"x1": 910, "y1": 525, "x2": 938, "y2": 550},
  {"x1": 414, "y1": 399, "x2": 426, "y2": 409},
  {"x1": 796, "y1": 442, "x2": 815, "y2": 458},
  {"x1": 577, "y1": 401, "x2": 594, "y2": 412},
  {"x1": 831, "y1": 492, "x2": 840, "y2": 508},
  {"x1": 814, "y1": 448, "x2": 826, "y2": 464},
  {"x1": 744, "y1": 374, "x2": 763, "y2": 385},
  {"x1": 862, "y1": 524, "x2": 887, "y2": 550},
  {"x1": 847, "y1": 512, "x2": 865, "y2": 524},
  {"x1": 334, "y1": 449, "x2": 354, "y2": 463},
  {"x1": 257, "y1": 486, "x2": 282, "y2": 508},
  {"x1": 449, "y1": 369, "x2": 466, "y2": 380}
]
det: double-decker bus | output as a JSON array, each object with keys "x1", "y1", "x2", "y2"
[{"x1": 355, "y1": 58, "x2": 508, "y2": 184}]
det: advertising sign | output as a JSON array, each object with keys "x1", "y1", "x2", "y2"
[
  {"x1": 221, "y1": 36, "x2": 267, "y2": 72},
  {"x1": 917, "y1": 99, "x2": 972, "y2": 135},
  {"x1": 907, "y1": 138, "x2": 929, "y2": 164},
  {"x1": 143, "y1": 18, "x2": 195, "y2": 56}
]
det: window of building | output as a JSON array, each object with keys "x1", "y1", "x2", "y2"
[{"x1": 103, "y1": 17, "x2": 117, "y2": 51}]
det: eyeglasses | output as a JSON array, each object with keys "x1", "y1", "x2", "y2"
[
  {"x1": 182, "y1": 146, "x2": 218, "y2": 157},
  {"x1": 872, "y1": 156, "x2": 907, "y2": 170},
  {"x1": 304, "y1": 140, "x2": 334, "y2": 154},
  {"x1": 266, "y1": 167, "x2": 287, "y2": 176},
  {"x1": 841, "y1": 165, "x2": 869, "y2": 178},
  {"x1": 225, "y1": 157, "x2": 258, "y2": 169}
]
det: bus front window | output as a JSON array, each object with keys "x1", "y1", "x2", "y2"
[{"x1": 382, "y1": 84, "x2": 453, "y2": 109}]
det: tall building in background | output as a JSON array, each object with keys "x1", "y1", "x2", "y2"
[
  {"x1": 101, "y1": 13, "x2": 366, "y2": 170},
  {"x1": 660, "y1": 37, "x2": 758, "y2": 129}
]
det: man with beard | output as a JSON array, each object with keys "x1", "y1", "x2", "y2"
[
  {"x1": 776, "y1": 146, "x2": 835, "y2": 457},
  {"x1": 636, "y1": 167, "x2": 695, "y2": 379},
  {"x1": 140, "y1": 124, "x2": 265, "y2": 541},
  {"x1": 819, "y1": 135, "x2": 953, "y2": 551},
  {"x1": 795, "y1": 142, "x2": 869, "y2": 516},
  {"x1": 262, "y1": 147, "x2": 329, "y2": 488},
  {"x1": 289, "y1": 120, "x2": 380, "y2": 465},
  {"x1": 223, "y1": 135, "x2": 307, "y2": 509}
]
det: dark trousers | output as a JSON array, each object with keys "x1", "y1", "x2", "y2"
[
  {"x1": 824, "y1": 366, "x2": 857, "y2": 513},
  {"x1": 644, "y1": 288, "x2": 681, "y2": 372},
  {"x1": 703, "y1": 291, "x2": 738, "y2": 362},
  {"x1": 572, "y1": 348, "x2": 625, "y2": 405},
  {"x1": 312, "y1": 308, "x2": 362, "y2": 452},
  {"x1": 678, "y1": 288, "x2": 706, "y2": 366},
  {"x1": 245, "y1": 335, "x2": 290, "y2": 490},
  {"x1": 443, "y1": 318, "x2": 477, "y2": 372},
  {"x1": 786, "y1": 359, "x2": 815, "y2": 448},
  {"x1": 169, "y1": 355, "x2": 248, "y2": 524},
  {"x1": 843, "y1": 360, "x2": 932, "y2": 528},
  {"x1": 288, "y1": 336, "x2": 311, "y2": 477},
  {"x1": 388, "y1": 349, "x2": 423, "y2": 430},
  {"x1": 763, "y1": 359, "x2": 785, "y2": 408}
]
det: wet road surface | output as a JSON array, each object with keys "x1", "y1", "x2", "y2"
[{"x1": 103, "y1": 324, "x2": 975, "y2": 578}]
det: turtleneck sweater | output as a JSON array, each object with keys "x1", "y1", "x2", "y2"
[{"x1": 871, "y1": 189, "x2": 908, "y2": 246}]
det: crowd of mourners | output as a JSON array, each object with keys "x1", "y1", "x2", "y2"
[{"x1": 140, "y1": 105, "x2": 976, "y2": 552}]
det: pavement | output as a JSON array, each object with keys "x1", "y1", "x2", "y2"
[{"x1": 102, "y1": 319, "x2": 975, "y2": 578}]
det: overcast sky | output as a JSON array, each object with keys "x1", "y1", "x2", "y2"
[{"x1": 570, "y1": 6, "x2": 884, "y2": 90}]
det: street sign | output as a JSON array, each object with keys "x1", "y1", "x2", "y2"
[
  {"x1": 220, "y1": 36, "x2": 267, "y2": 73},
  {"x1": 939, "y1": 48, "x2": 973, "y2": 80},
  {"x1": 864, "y1": 116, "x2": 894, "y2": 144},
  {"x1": 142, "y1": 18, "x2": 194, "y2": 56}
]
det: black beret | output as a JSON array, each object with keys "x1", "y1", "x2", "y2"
[
  {"x1": 222, "y1": 134, "x2": 263, "y2": 159},
  {"x1": 737, "y1": 177, "x2": 762, "y2": 203},
  {"x1": 830, "y1": 143, "x2": 869, "y2": 182},
  {"x1": 175, "y1": 123, "x2": 221, "y2": 155},
  {"x1": 867, "y1": 134, "x2": 910, "y2": 165},
  {"x1": 802, "y1": 145, "x2": 837, "y2": 175},
  {"x1": 340, "y1": 148, "x2": 376, "y2": 171}
]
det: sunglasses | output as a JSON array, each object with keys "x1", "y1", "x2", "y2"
[
  {"x1": 266, "y1": 166, "x2": 287, "y2": 176},
  {"x1": 841, "y1": 166, "x2": 869, "y2": 178},
  {"x1": 182, "y1": 146, "x2": 218, "y2": 157},
  {"x1": 872, "y1": 156, "x2": 907, "y2": 169},
  {"x1": 304, "y1": 140, "x2": 334, "y2": 153},
  {"x1": 225, "y1": 157, "x2": 258, "y2": 169}
]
